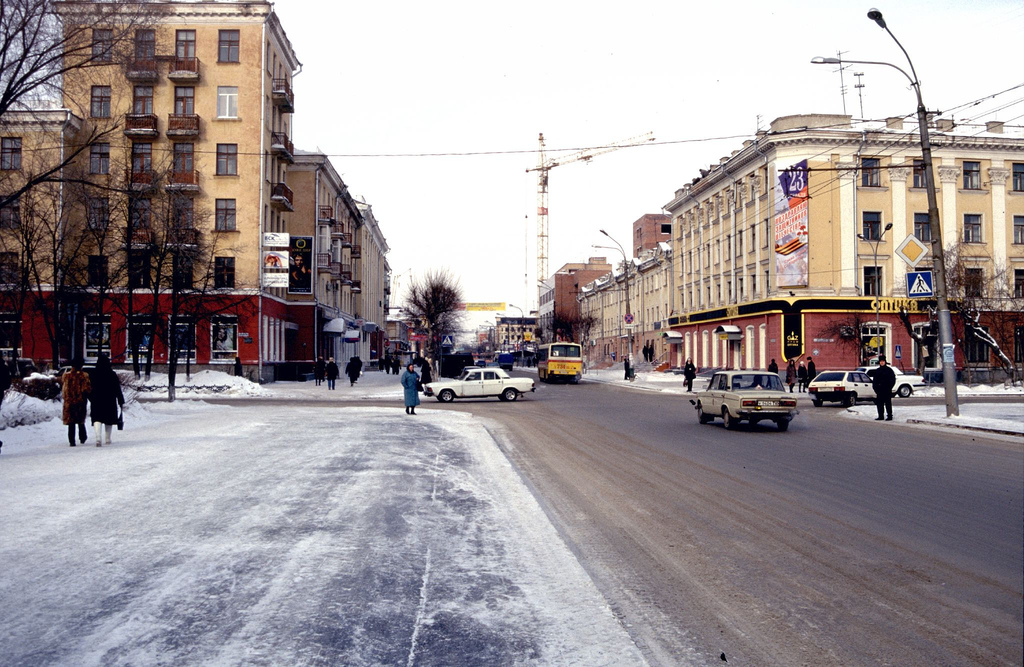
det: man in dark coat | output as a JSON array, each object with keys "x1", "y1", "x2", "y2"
[
  {"x1": 89, "y1": 354, "x2": 124, "y2": 447},
  {"x1": 683, "y1": 358, "x2": 697, "y2": 392},
  {"x1": 314, "y1": 356, "x2": 326, "y2": 386},
  {"x1": 325, "y1": 357, "x2": 339, "y2": 390},
  {"x1": 391, "y1": 355, "x2": 400, "y2": 375},
  {"x1": 768, "y1": 359, "x2": 779, "y2": 374},
  {"x1": 345, "y1": 356, "x2": 362, "y2": 386},
  {"x1": 382, "y1": 352, "x2": 391, "y2": 375},
  {"x1": 806, "y1": 356, "x2": 817, "y2": 384},
  {"x1": 867, "y1": 355, "x2": 897, "y2": 421},
  {"x1": 417, "y1": 356, "x2": 432, "y2": 390}
]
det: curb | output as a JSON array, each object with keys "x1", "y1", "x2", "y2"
[{"x1": 904, "y1": 419, "x2": 1024, "y2": 437}]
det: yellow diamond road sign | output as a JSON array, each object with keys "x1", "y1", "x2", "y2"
[{"x1": 896, "y1": 234, "x2": 929, "y2": 268}]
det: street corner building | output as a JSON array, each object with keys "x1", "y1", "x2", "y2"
[{"x1": 0, "y1": 1, "x2": 390, "y2": 381}]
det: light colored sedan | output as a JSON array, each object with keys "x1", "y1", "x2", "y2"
[
  {"x1": 424, "y1": 367, "x2": 536, "y2": 402},
  {"x1": 808, "y1": 370, "x2": 875, "y2": 407},
  {"x1": 855, "y1": 366, "x2": 925, "y2": 398},
  {"x1": 692, "y1": 370, "x2": 798, "y2": 431}
]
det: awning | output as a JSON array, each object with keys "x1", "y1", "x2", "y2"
[
  {"x1": 660, "y1": 330, "x2": 683, "y2": 340},
  {"x1": 714, "y1": 325, "x2": 743, "y2": 341},
  {"x1": 323, "y1": 318, "x2": 347, "y2": 333},
  {"x1": 362, "y1": 321, "x2": 378, "y2": 332}
]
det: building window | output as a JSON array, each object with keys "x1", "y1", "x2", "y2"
[
  {"x1": 88, "y1": 255, "x2": 108, "y2": 286},
  {"x1": 92, "y1": 29, "x2": 113, "y2": 61},
  {"x1": 862, "y1": 211, "x2": 882, "y2": 240},
  {"x1": 1014, "y1": 216, "x2": 1024, "y2": 245},
  {"x1": 128, "y1": 251, "x2": 151, "y2": 289},
  {"x1": 962, "y1": 161, "x2": 981, "y2": 189},
  {"x1": 214, "y1": 257, "x2": 235, "y2": 289},
  {"x1": 0, "y1": 199, "x2": 20, "y2": 229},
  {"x1": 1013, "y1": 163, "x2": 1024, "y2": 192},
  {"x1": 965, "y1": 326, "x2": 989, "y2": 364},
  {"x1": 963, "y1": 214, "x2": 982, "y2": 243},
  {"x1": 173, "y1": 255, "x2": 193, "y2": 290},
  {"x1": 173, "y1": 86, "x2": 195, "y2": 115},
  {"x1": 175, "y1": 30, "x2": 196, "y2": 58},
  {"x1": 218, "y1": 30, "x2": 240, "y2": 62},
  {"x1": 127, "y1": 318, "x2": 154, "y2": 360},
  {"x1": 134, "y1": 29, "x2": 155, "y2": 59},
  {"x1": 89, "y1": 143, "x2": 109, "y2": 174},
  {"x1": 84, "y1": 316, "x2": 111, "y2": 361},
  {"x1": 861, "y1": 324, "x2": 887, "y2": 362},
  {"x1": 0, "y1": 252, "x2": 17, "y2": 284},
  {"x1": 170, "y1": 319, "x2": 196, "y2": 361},
  {"x1": 1, "y1": 138, "x2": 21, "y2": 170},
  {"x1": 1013, "y1": 269, "x2": 1024, "y2": 298},
  {"x1": 863, "y1": 265, "x2": 882, "y2": 296},
  {"x1": 133, "y1": 86, "x2": 153, "y2": 114},
  {"x1": 215, "y1": 199, "x2": 236, "y2": 231},
  {"x1": 130, "y1": 198, "x2": 151, "y2": 231},
  {"x1": 90, "y1": 86, "x2": 111, "y2": 118},
  {"x1": 172, "y1": 197, "x2": 194, "y2": 229},
  {"x1": 172, "y1": 143, "x2": 194, "y2": 175},
  {"x1": 914, "y1": 212, "x2": 932, "y2": 242},
  {"x1": 912, "y1": 159, "x2": 926, "y2": 188},
  {"x1": 87, "y1": 198, "x2": 109, "y2": 230},
  {"x1": 131, "y1": 142, "x2": 151, "y2": 175},
  {"x1": 217, "y1": 86, "x2": 238, "y2": 118},
  {"x1": 861, "y1": 157, "x2": 881, "y2": 187},
  {"x1": 762, "y1": 218, "x2": 770, "y2": 248},
  {"x1": 660, "y1": 222, "x2": 671, "y2": 234},
  {"x1": 964, "y1": 268, "x2": 984, "y2": 298},
  {"x1": 216, "y1": 144, "x2": 237, "y2": 175}
]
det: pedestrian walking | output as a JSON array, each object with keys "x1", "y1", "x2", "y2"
[
  {"x1": 683, "y1": 358, "x2": 697, "y2": 392},
  {"x1": 623, "y1": 354, "x2": 632, "y2": 381},
  {"x1": 325, "y1": 357, "x2": 339, "y2": 390},
  {"x1": 382, "y1": 352, "x2": 392, "y2": 375},
  {"x1": 416, "y1": 356, "x2": 432, "y2": 390},
  {"x1": 234, "y1": 356, "x2": 243, "y2": 377},
  {"x1": 401, "y1": 363, "x2": 420, "y2": 415},
  {"x1": 797, "y1": 361, "x2": 808, "y2": 392},
  {"x1": 391, "y1": 355, "x2": 400, "y2": 375},
  {"x1": 867, "y1": 355, "x2": 897, "y2": 421},
  {"x1": 314, "y1": 356, "x2": 326, "y2": 386},
  {"x1": 0, "y1": 355, "x2": 10, "y2": 454},
  {"x1": 61, "y1": 357, "x2": 91, "y2": 446},
  {"x1": 785, "y1": 359, "x2": 797, "y2": 393},
  {"x1": 806, "y1": 356, "x2": 817, "y2": 384},
  {"x1": 89, "y1": 354, "x2": 124, "y2": 447},
  {"x1": 768, "y1": 358, "x2": 779, "y2": 374},
  {"x1": 345, "y1": 356, "x2": 362, "y2": 386}
]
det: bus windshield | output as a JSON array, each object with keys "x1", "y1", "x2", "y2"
[{"x1": 549, "y1": 344, "x2": 580, "y2": 358}]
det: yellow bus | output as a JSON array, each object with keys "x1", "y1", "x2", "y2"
[{"x1": 537, "y1": 342, "x2": 583, "y2": 383}]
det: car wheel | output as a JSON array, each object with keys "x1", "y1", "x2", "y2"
[
  {"x1": 843, "y1": 392, "x2": 856, "y2": 407},
  {"x1": 812, "y1": 399, "x2": 823, "y2": 408},
  {"x1": 437, "y1": 389, "x2": 456, "y2": 403},
  {"x1": 501, "y1": 387, "x2": 519, "y2": 402},
  {"x1": 722, "y1": 408, "x2": 739, "y2": 430},
  {"x1": 776, "y1": 419, "x2": 790, "y2": 432},
  {"x1": 897, "y1": 385, "x2": 912, "y2": 398},
  {"x1": 697, "y1": 402, "x2": 713, "y2": 424}
]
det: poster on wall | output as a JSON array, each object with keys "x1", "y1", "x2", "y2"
[
  {"x1": 288, "y1": 236, "x2": 313, "y2": 294},
  {"x1": 263, "y1": 250, "x2": 288, "y2": 269},
  {"x1": 782, "y1": 312, "x2": 804, "y2": 361},
  {"x1": 773, "y1": 159, "x2": 809, "y2": 287}
]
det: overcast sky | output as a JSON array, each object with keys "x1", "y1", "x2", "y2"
[{"x1": 274, "y1": 0, "x2": 1024, "y2": 320}]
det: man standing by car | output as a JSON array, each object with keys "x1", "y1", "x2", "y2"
[{"x1": 868, "y1": 355, "x2": 896, "y2": 421}]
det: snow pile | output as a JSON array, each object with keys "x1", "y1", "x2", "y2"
[
  {"x1": 135, "y1": 370, "x2": 267, "y2": 397},
  {"x1": 0, "y1": 392, "x2": 61, "y2": 429}
]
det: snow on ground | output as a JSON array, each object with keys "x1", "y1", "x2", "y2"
[
  {"x1": 0, "y1": 399, "x2": 646, "y2": 666},
  {"x1": 135, "y1": 369, "x2": 269, "y2": 397}
]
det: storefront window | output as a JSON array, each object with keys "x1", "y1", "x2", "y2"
[
  {"x1": 861, "y1": 324, "x2": 887, "y2": 363},
  {"x1": 127, "y1": 318, "x2": 154, "y2": 361},
  {"x1": 170, "y1": 319, "x2": 195, "y2": 361},
  {"x1": 84, "y1": 316, "x2": 111, "y2": 361},
  {"x1": 211, "y1": 318, "x2": 238, "y2": 362}
]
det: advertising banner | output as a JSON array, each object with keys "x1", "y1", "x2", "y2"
[
  {"x1": 288, "y1": 236, "x2": 313, "y2": 294},
  {"x1": 774, "y1": 159, "x2": 809, "y2": 287},
  {"x1": 782, "y1": 312, "x2": 804, "y2": 361},
  {"x1": 263, "y1": 272, "x2": 287, "y2": 288},
  {"x1": 263, "y1": 232, "x2": 289, "y2": 248},
  {"x1": 263, "y1": 250, "x2": 287, "y2": 269}
]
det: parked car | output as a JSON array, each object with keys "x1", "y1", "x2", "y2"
[
  {"x1": 855, "y1": 366, "x2": 925, "y2": 398},
  {"x1": 691, "y1": 370, "x2": 797, "y2": 431},
  {"x1": 807, "y1": 370, "x2": 875, "y2": 407},
  {"x1": 424, "y1": 367, "x2": 536, "y2": 402}
]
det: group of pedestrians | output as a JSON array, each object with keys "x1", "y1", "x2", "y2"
[
  {"x1": 783, "y1": 357, "x2": 817, "y2": 393},
  {"x1": 380, "y1": 353, "x2": 401, "y2": 375},
  {"x1": 640, "y1": 342, "x2": 657, "y2": 364},
  {"x1": 60, "y1": 354, "x2": 124, "y2": 448},
  {"x1": 313, "y1": 356, "x2": 364, "y2": 389}
]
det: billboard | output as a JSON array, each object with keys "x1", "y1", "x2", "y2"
[
  {"x1": 773, "y1": 159, "x2": 809, "y2": 287},
  {"x1": 288, "y1": 236, "x2": 313, "y2": 294}
]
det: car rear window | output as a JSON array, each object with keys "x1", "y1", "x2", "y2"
[{"x1": 814, "y1": 371, "x2": 844, "y2": 382}]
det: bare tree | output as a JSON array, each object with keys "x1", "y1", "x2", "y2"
[
  {"x1": 550, "y1": 310, "x2": 596, "y2": 345},
  {"x1": 405, "y1": 269, "x2": 464, "y2": 368}
]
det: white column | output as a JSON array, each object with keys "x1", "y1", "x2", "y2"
[
  {"x1": 838, "y1": 162, "x2": 858, "y2": 293},
  {"x1": 988, "y1": 165, "x2": 1009, "y2": 260},
  {"x1": 889, "y1": 167, "x2": 910, "y2": 295},
  {"x1": 938, "y1": 163, "x2": 960, "y2": 250}
]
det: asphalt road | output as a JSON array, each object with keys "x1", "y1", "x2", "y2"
[{"x1": 409, "y1": 379, "x2": 1024, "y2": 666}]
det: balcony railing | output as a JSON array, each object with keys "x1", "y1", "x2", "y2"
[
  {"x1": 124, "y1": 113, "x2": 158, "y2": 137},
  {"x1": 271, "y1": 78, "x2": 294, "y2": 112},
  {"x1": 270, "y1": 132, "x2": 294, "y2": 163},
  {"x1": 165, "y1": 169, "x2": 200, "y2": 191},
  {"x1": 350, "y1": 244, "x2": 361, "y2": 259},
  {"x1": 168, "y1": 57, "x2": 200, "y2": 81},
  {"x1": 129, "y1": 169, "x2": 156, "y2": 189},
  {"x1": 127, "y1": 227, "x2": 152, "y2": 245},
  {"x1": 167, "y1": 114, "x2": 200, "y2": 136},
  {"x1": 339, "y1": 264, "x2": 352, "y2": 281},
  {"x1": 270, "y1": 182, "x2": 293, "y2": 211},
  {"x1": 329, "y1": 261, "x2": 341, "y2": 277},
  {"x1": 318, "y1": 205, "x2": 335, "y2": 222},
  {"x1": 167, "y1": 227, "x2": 199, "y2": 246},
  {"x1": 337, "y1": 231, "x2": 352, "y2": 247},
  {"x1": 317, "y1": 252, "x2": 332, "y2": 270},
  {"x1": 126, "y1": 58, "x2": 158, "y2": 81}
]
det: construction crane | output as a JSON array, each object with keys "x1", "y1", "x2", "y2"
[{"x1": 526, "y1": 131, "x2": 654, "y2": 298}]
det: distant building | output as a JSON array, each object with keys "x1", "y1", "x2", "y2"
[
  {"x1": 632, "y1": 213, "x2": 671, "y2": 258},
  {"x1": 537, "y1": 257, "x2": 612, "y2": 342}
]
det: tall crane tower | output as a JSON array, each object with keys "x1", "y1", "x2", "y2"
[{"x1": 526, "y1": 131, "x2": 654, "y2": 297}]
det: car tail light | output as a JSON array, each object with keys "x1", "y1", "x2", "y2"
[
  {"x1": 782, "y1": 399, "x2": 796, "y2": 407},
  {"x1": 809, "y1": 387, "x2": 817, "y2": 393},
  {"x1": 833, "y1": 386, "x2": 845, "y2": 391},
  {"x1": 742, "y1": 399, "x2": 757, "y2": 407}
]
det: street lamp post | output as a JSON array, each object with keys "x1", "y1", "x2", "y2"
[
  {"x1": 508, "y1": 303, "x2": 524, "y2": 362},
  {"x1": 598, "y1": 229, "x2": 634, "y2": 371},
  {"x1": 858, "y1": 221, "x2": 893, "y2": 359},
  {"x1": 811, "y1": 8, "x2": 959, "y2": 416}
]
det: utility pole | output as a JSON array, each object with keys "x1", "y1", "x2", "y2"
[{"x1": 854, "y1": 72, "x2": 865, "y2": 118}]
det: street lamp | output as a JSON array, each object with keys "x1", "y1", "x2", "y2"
[
  {"x1": 598, "y1": 229, "x2": 634, "y2": 371},
  {"x1": 858, "y1": 221, "x2": 893, "y2": 359},
  {"x1": 811, "y1": 7, "x2": 959, "y2": 416}
]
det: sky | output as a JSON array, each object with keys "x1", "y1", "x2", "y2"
[{"x1": 273, "y1": 0, "x2": 1024, "y2": 320}]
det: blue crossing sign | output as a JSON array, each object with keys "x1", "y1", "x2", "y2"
[
  {"x1": 441, "y1": 335, "x2": 454, "y2": 347},
  {"x1": 906, "y1": 271, "x2": 934, "y2": 298}
]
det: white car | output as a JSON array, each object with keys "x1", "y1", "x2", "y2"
[
  {"x1": 854, "y1": 366, "x2": 926, "y2": 398},
  {"x1": 424, "y1": 367, "x2": 536, "y2": 402},
  {"x1": 807, "y1": 370, "x2": 875, "y2": 407}
]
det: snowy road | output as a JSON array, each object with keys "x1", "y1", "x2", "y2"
[{"x1": 0, "y1": 402, "x2": 645, "y2": 666}]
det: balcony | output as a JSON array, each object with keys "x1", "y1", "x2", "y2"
[
  {"x1": 167, "y1": 227, "x2": 199, "y2": 246},
  {"x1": 350, "y1": 280, "x2": 361, "y2": 293},
  {"x1": 127, "y1": 227, "x2": 152, "y2": 246},
  {"x1": 271, "y1": 78, "x2": 294, "y2": 112},
  {"x1": 329, "y1": 261, "x2": 341, "y2": 277},
  {"x1": 123, "y1": 113, "x2": 158, "y2": 137},
  {"x1": 318, "y1": 205, "x2": 335, "y2": 222},
  {"x1": 126, "y1": 58, "x2": 158, "y2": 81},
  {"x1": 129, "y1": 169, "x2": 156, "y2": 190},
  {"x1": 317, "y1": 252, "x2": 332, "y2": 271},
  {"x1": 165, "y1": 169, "x2": 200, "y2": 192},
  {"x1": 167, "y1": 57, "x2": 200, "y2": 82},
  {"x1": 270, "y1": 182, "x2": 294, "y2": 211},
  {"x1": 336, "y1": 231, "x2": 352, "y2": 247},
  {"x1": 339, "y1": 264, "x2": 352, "y2": 282},
  {"x1": 350, "y1": 244, "x2": 361, "y2": 259},
  {"x1": 270, "y1": 132, "x2": 294, "y2": 163},
  {"x1": 167, "y1": 114, "x2": 200, "y2": 137}
]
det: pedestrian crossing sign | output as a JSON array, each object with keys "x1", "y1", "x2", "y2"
[
  {"x1": 906, "y1": 271, "x2": 934, "y2": 298},
  {"x1": 441, "y1": 335, "x2": 454, "y2": 347}
]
